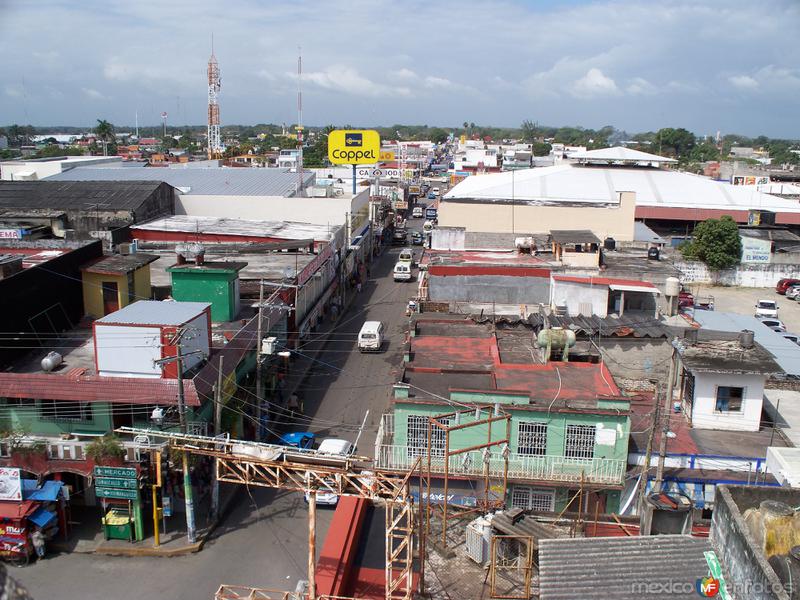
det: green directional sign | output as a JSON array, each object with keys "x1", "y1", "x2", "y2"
[
  {"x1": 94, "y1": 466, "x2": 137, "y2": 479},
  {"x1": 95, "y1": 477, "x2": 138, "y2": 490},
  {"x1": 96, "y1": 487, "x2": 138, "y2": 500}
]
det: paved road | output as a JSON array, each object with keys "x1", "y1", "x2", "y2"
[{"x1": 13, "y1": 247, "x2": 411, "y2": 599}]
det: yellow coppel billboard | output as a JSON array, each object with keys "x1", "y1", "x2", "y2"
[{"x1": 328, "y1": 130, "x2": 381, "y2": 164}]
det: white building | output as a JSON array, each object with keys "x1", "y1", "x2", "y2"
[
  {"x1": 0, "y1": 155, "x2": 123, "y2": 181},
  {"x1": 550, "y1": 275, "x2": 660, "y2": 317},
  {"x1": 675, "y1": 332, "x2": 782, "y2": 432}
]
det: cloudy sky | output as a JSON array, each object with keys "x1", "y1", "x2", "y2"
[{"x1": 1, "y1": 0, "x2": 798, "y2": 137}]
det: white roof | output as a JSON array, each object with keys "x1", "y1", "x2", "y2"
[
  {"x1": 134, "y1": 215, "x2": 336, "y2": 242},
  {"x1": 96, "y1": 300, "x2": 210, "y2": 326},
  {"x1": 443, "y1": 164, "x2": 800, "y2": 214},
  {"x1": 569, "y1": 146, "x2": 677, "y2": 163},
  {"x1": 318, "y1": 438, "x2": 353, "y2": 455}
]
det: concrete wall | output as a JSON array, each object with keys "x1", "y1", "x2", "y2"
[
  {"x1": 690, "y1": 372, "x2": 764, "y2": 432},
  {"x1": 431, "y1": 227, "x2": 466, "y2": 251},
  {"x1": 597, "y1": 338, "x2": 672, "y2": 381},
  {"x1": 676, "y1": 260, "x2": 800, "y2": 288},
  {"x1": 82, "y1": 266, "x2": 152, "y2": 319},
  {"x1": 428, "y1": 273, "x2": 550, "y2": 304},
  {"x1": 551, "y1": 280, "x2": 608, "y2": 316},
  {"x1": 437, "y1": 191, "x2": 636, "y2": 241},
  {"x1": 712, "y1": 485, "x2": 796, "y2": 600},
  {"x1": 175, "y1": 188, "x2": 370, "y2": 231}
]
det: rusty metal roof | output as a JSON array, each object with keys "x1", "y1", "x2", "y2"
[{"x1": 527, "y1": 314, "x2": 670, "y2": 339}]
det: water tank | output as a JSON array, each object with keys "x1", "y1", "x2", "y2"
[
  {"x1": 41, "y1": 351, "x2": 63, "y2": 372},
  {"x1": 665, "y1": 277, "x2": 681, "y2": 297},
  {"x1": 648, "y1": 247, "x2": 660, "y2": 260},
  {"x1": 603, "y1": 237, "x2": 616, "y2": 251},
  {"x1": 536, "y1": 327, "x2": 576, "y2": 350},
  {"x1": 739, "y1": 329, "x2": 755, "y2": 349}
]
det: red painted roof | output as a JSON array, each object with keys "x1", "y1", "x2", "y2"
[
  {"x1": 494, "y1": 362, "x2": 620, "y2": 399},
  {"x1": 0, "y1": 373, "x2": 200, "y2": 406},
  {"x1": 552, "y1": 275, "x2": 658, "y2": 289}
]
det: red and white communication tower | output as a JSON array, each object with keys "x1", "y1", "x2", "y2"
[{"x1": 207, "y1": 39, "x2": 222, "y2": 159}]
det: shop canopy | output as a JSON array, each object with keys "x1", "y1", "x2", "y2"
[
  {"x1": 22, "y1": 479, "x2": 64, "y2": 502},
  {"x1": 28, "y1": 507, "x2": 56, "y2": 529}
]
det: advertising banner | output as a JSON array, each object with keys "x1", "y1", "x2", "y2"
[
  {"x1": 0, "y1": 468, "x2": 22, "y2": 502},
  {"x1": 328, "y1": 130, "x2": 381, "y2": 165}
]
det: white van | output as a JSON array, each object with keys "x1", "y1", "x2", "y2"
[
  {"x1": 358, "y1": 321, "x2": 384, "y2": 352},
  {"x1": 393, "y1": 261, "x2": 412, "y2": 282},
  {"x1": 398, "y1": 248, "x2": 414, "y2": 264},
  {"x1": 432, "y1": 187, "x2": 440, "y2": 196}
]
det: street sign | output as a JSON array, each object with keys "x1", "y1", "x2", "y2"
[
  {"x1": 94, "y1": 466, "x2": 137, "y2": 479},
  {"x1": 95, "y1": 477, "x2": 138, "y2": 490},
  {"x1": 96, "y1": 487, "x2": 139, "y2": 500},
  {"x1": 328, "y1": 130, "x2": 381, "y2": 164},
  {"x1": 357, "y1": 167, "x2": 401, "y2": 179}
]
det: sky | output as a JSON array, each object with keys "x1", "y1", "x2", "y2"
[{"x1": 0, "y1": 0, "x2": 798, "y2": 138}]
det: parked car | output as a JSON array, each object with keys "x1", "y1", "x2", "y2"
[
  {"x1": 759, "y1": 318, "x2": 786, "y2": 332},
  {"x1": 279, "y1": 432, "x2": 316, "y2": 449},
  {"x1": 304, "y1": 438, "x2": 355, "y2": 506},
  {"x1": 786, "y1": 285, "x2": 800, "y2": 300},
  {"x1": 782, "y1": 333, "x2": 800, "y2": 346},
  {"x1": 776, "y1": 278, "x2": 800, "y2": 295},
  {"x1": 755, "y1": 299, "x2": 779, "y2": 319},
  {"x1": 392, "y1": 228, "x2": 408, "y2": 245},
  {"x1": 412, "y1": 206, "x2": 424, "y2": 218},
  {"x1": 411, "y1": 231, "x2": 423, "y2": 245}
]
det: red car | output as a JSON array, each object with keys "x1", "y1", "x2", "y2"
[{"x1": 777, "y1": 278, "x2": 800, "y2": 295}]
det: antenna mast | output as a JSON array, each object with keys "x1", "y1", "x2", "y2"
[
  {"x1": 296, "y1": 47, "x2": 304, "y2": 196},
  {"x1": 207, "y1": 35, "x2": 222, "y2": 159}
]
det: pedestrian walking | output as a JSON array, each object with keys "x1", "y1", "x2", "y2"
[
  {"x1": 31, "y1": 529, "x2": 45, "y2": 560},
  {"x1": 288, "y1": 392, "x2": 303, "y2": 419}
]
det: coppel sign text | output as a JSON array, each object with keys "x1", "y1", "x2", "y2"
[{"x1": 328, "y1": 130, "x2": 381, "y2": 164}]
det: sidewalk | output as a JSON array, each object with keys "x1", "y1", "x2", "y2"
[{"x1": 51, "y1": 482, "x2": 240, "y2": 557}]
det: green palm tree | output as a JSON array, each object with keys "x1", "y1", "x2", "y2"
[{"x1": 94, "y1": 119, "x2": 115, "y2": 156}]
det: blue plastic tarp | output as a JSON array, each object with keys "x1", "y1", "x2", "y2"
[
  {"x1": 22, "y1": 480, "x2": 64, "y2": 502},
  {"x1": 28, "y1": 507, "x2": 56, "y2": 529}
]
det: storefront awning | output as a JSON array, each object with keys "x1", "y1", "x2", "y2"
[
  {"x1": 609, "y1": 283, "x2": 660, "y2": 294},
  {"x1": 28, "y1": 507, "x2": 56, "y2": 528}
]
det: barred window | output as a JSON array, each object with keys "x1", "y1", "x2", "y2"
[
  {"x1": 407, "y1": 415, "x2": 449, "y2": 458},
  {"x1": 565, "y1": 424, "x2": 595, "y2": 459},
  {"x1": 511, "y1": 486, "x2": 555, "y2": 512},
  {"x1": 517, "y1": 422, "x2": 547, "y2": 456}
]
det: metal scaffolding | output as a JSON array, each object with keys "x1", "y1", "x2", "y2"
[{"x1": 118, "y1": 428, "x2": 417, "y2": 600}]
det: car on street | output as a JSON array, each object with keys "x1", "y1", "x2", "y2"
[
  {"x1": 427, "y1": 192, "x2": 436, "y2": 199},
  {"x1": 412, "y1": 206, "x2": 424, "y2": 218},
  {"x1": 392, "y1": 228, "x2": 408, "y2": 245},
  {"x1": 358, "y1": 320, "x2": 384, "y2": 352},
  {"x1": 304, "y1": 438, "x2": 355, "y2": 506},
  {"x1": 759, "y1": 318, "x2": 786, "y2": 332},
  {"x1": 279, "y1": 432, "x2": 316, "y2": 449},
  {"x1": 393, "y1": 261, "x2": 412, "y2": 282},
  {"x1": 782, "y1": 333, "x2": 800, "y2": 346},
  {"x1": 755, "y1": 299, "x2": 779, "y2": 319},
  {"x1": 776, "y1": 278, "x2": 800, "y2": 294},
  {"x1": 786, "y1": 285, "x2": 800, "y2": 300},
  {"x1": 411, "y1": 231, "x2": 423, "y2": 245}
]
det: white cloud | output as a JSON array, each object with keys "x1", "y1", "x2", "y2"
[
  {"x1": 626, "y1": 77, "x2": 657, "y2": 95},
  {"x1": 571, "y1": 68, "x2": 620, "y2": 98},
  {"x1": 729, "y1": 74, "x2": 758, "y2": 90},
  {"x1": 82, "y1": 87, "x2": 107, "y2": 100},
  {"x1": 424, "y1": 76, "x2": 453, "y2": 89},
  {"x1": 4, "y1": 84, "x2": 23, "y2": 98},
  {"x1": 302, "y1": 65, "x2": 410, "y2": 97},
  {"x1": 391, "y1": 68, "x2": 418, "y2": 81}
]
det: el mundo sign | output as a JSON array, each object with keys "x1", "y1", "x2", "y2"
[{"x1": 328, "y1": 130, "x2": 381, "y2": 164}]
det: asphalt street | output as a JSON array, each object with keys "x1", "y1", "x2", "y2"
[{"x1": 13, "y1": 244, "x2": 414, "y2": 600}]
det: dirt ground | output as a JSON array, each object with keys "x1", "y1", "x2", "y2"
[{"x1": 685, "y1": 283, "x2": 800, "y2": 334}]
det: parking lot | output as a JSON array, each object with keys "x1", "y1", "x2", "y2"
[{"x1": 688, "y1": 284, "x2": 800, "y2": 334}]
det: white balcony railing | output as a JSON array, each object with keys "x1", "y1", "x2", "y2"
[{"x1": 376, "y1": 444, "x2": 625, "y2": 485}]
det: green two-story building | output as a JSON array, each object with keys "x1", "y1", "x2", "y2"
[{"x1": 375, "y1": 319, "x2": 631, "y2": 514}]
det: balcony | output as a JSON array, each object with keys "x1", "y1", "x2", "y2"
[{"x1": 374, "y1": 415, "x2": 625, "y2": 486}]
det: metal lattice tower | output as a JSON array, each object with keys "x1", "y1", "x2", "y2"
[{"x1": 207, "y1": 39, "x2": 222, "y2": 159}]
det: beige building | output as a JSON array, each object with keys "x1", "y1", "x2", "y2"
[{"x1": 439, "y1": 164, "x2": 637, "y2": 242}]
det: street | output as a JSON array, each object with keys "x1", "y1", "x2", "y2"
[{"x1": 13, "y1": 246, "x2": 413, "y2": 599}]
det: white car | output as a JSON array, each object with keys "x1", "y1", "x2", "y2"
[
  {"x1": 782, "y1": 332, "x2": 800, "y2": 346},
  {"x1": 412, "y1": 206, "x2": 424, "y2": 218},
  {"x1": 755, "y1": 300, "x2": 779, "y2": 319},
  {"x1": 788, "y1": 286, "x2": 800, "y2": 300},
  {"x1": 304, "y1": 438, "x2": 355, "y2": 506},
  {"x1": 760, "y1": 318, "x2": 786, "y2": 333}
]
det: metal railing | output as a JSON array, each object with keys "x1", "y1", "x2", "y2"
[{"x1": 376, "y1": 444, "x2": 625, "y2": 485}]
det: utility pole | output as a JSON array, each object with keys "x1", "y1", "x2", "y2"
[
  {"x1": 308, "y1": 489, "x2": 317, "y2": 599},
  {"x1": 654, "y1": 345, "x2": 677, "y2": 491},
  {"x1": 255, "y1": 281, "x2": 264, "y2": 441},
  {"x1": 638, "y1": 382, "x2": 661, "y2": 536},
  {"x1": 175, "y1": 338, "x2": 197, "y2": 544},
  {"x1": 211, "y1": 355, "x2": 224, "y2": 521}
]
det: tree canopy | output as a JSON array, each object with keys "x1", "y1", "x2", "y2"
[{"x1": 680, "y1": 215, "x2": 742, "y2": 270}]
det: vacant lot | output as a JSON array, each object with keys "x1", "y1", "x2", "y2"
[{"x1": 686, "y1": 284, "x2": 800, "y2": 334}]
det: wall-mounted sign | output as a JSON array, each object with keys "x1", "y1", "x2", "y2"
[
  {"x1": 0, "y1": 468, "x2": 22, "y2": 501},
  {"x1": 328, "y1": 130, "x2": 381, "y2": 164},
  {"x1": 357, "y1": 167, "x2": 401, "y2": 179}
]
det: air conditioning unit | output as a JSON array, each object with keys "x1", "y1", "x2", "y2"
[{"x1": 465, "y1": 515, "x2": 494, "y2": 565}]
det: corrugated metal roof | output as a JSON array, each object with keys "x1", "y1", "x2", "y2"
[
  {"x1": 569, "y1": 146, "x2": 678, "y2": 163},
  {"x1": 527, "y1": 314, "x2": 669, "y2": 338},
  {"x1": 538, "y1": 535, "x2": 711, "y2": 600},
  {"x1": 0, "y1": 180, "x2": 167, "y2": 211},
  {"x1": 133, "y1": 215, "x2": 335, "y2": 241},
  {"x1": 81, "y1": 253, "x2": 159, "y2": 275},
  {"x1": 691, "y1": 311, "x2": 800, "y2": 377},
  {"x1": 634, "y1": 221, "x2": 666, "y2": 243},
  {"x1": 96, "y1": 300, "x2": 210, "y2": 326},
  {"x1": 48, "y1": 167, "x2": 314, "y2": 196},
  {"x1": 550, "y1": 229, "x2": 600, "y2": 244}
]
